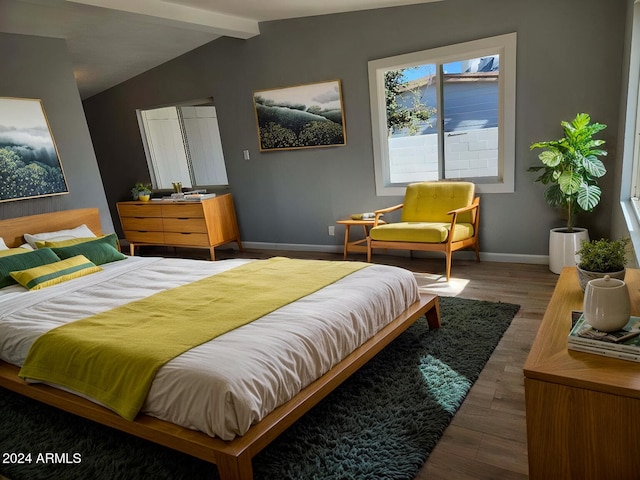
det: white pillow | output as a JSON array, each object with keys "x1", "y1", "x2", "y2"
[
  {"x1": 0, "y1": 238, "x2": 32, "y2": 250},
  {"x1": 23, "y1": 224, "x2": 97, "y2": 249}
]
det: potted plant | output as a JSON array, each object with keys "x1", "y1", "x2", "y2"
[
  {"x1": 529, "y1": 113, "x2": 607, "y2": 274},
  {"x1": 575, "y1": 237, "x2": 630, "y2": 291},
  {"x1": 131, "y1": 182, "x2": 152, "y2": 201}
]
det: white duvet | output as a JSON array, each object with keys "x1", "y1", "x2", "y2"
[{"x1": 0, "y1": 256, "x2": 419, "y2": 440}]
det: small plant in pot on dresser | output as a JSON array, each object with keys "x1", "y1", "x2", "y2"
[
  {"x1": 131, "y1": 182, "x2": 152, "y2": 201},
  {"x1": 575, "y1": 237, "x2": 630, "y2": 291}
]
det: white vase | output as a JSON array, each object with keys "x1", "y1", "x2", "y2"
[
  {"x1": 583, "y1": 276, "x2": 630, "y2": 332},
  {"x1": 548, "y1": 227, "x2": 590, "y2": 274}
]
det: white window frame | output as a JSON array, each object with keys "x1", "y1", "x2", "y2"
[
  {"x1": 622, "y1": 0, "x2": 640, "y2": 266},
  {"x1": 368, "y1": 33, "x2": 517, "y2": 196}
]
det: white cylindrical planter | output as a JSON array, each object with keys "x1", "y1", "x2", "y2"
[{"x1": 548, "y1": 227, "x2": 590, "y2": 274}]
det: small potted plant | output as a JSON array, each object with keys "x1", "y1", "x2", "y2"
[
  {"x1": 575, "y1": 237, "x2": 630, "y2": 291},
  {"x1": 131, "y1": 182, "x2": 152, "y2": 201}
]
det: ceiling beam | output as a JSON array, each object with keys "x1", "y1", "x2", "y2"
[{"x1": 65, "y1": 0, "x2": 260, "y2": 39}]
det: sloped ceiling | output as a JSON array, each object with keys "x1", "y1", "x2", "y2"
[{"x1": 0, "y1": 0, "x2": 442, "y2": 99}]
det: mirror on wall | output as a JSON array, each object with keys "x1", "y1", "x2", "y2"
[{"x1": 137, "y1": 100, "x2": 229, "y2": 190}]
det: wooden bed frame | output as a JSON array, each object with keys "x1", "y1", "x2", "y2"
[{"x1": 0, "y1": 208, "x2": 441, "y2": 479}]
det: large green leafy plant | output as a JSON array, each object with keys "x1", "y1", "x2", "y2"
[{"x1": 529, "y1": 113, "x2": 607, "y2": 232}]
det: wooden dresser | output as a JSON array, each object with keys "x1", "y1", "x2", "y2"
[
  {"x1": 117, "y1": 194, "x2": 242, "y2": 260},
  {"x1": 524, "y1": 267, "x2": 640, "y2": 479}
]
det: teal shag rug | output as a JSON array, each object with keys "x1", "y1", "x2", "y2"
[{"x1": 0, "y1": 296, "x2": 519, "y2": 480}]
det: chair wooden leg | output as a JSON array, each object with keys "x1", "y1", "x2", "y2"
[
  {"x1": 474, "y1": 241, "x2": 480, "y2": 262},
  {"x1": 445, "y1": 252, "x2": 452, "y2": 281},
  {"x1": 366, "y1": 238, "x2": 372, "y2": 262}
]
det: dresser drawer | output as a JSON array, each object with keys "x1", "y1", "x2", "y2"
[
  {"x1": 164, "y1": 232, "x2": 209, "y2": 246},
  {"x1": 162, "y1": 217, "x2": 208, "y2": 233},
  {"x1": 123, "y1": 231, "x2": 165, "y2": 244},
  {"x1": 121, "y1": 217, "x2": 164, "y2": 232},
  {"x1": 118, "y1": 204, "x2": 163, "y2": 217},
  {"x1": 161, "y1": 203, "x2": 204, "y2": 218}
]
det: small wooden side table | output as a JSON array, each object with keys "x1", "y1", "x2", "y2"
[
  {"x1": 336, "y1": 219, "x2": 385, "y2": 259},
  {"x1": 524, "y1": 267, "x2": 640, "y2": 479}
]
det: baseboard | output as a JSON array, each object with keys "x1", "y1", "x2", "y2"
[
  {"x1": 241, "y1": 241, "x2": 549, "y2": 265},
  {"x1": 479, "y1": 252, "x2": 549, "y2": 265},
  {"x1": 119, "y1": 239, "x2": 550, "y2": 266},
  {"x1": 241, "y1": 241, "x2": 343, "y2": 254}
]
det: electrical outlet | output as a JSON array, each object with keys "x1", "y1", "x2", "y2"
[
  {"x1": 243, "y1": 150, "x2": 250, "y2": 160},
  {"x1": 328, "y1": 226, "x2": 335, "y2": 236}
]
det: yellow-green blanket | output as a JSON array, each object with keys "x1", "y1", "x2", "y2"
[{"x1": 19, "y1": 257, "x2": 369, "y2": 420}]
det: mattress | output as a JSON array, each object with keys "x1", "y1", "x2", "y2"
[{"x1": 0, "y1": 256, "x2": 419, "y2": 440}]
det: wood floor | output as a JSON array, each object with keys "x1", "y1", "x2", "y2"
[{"x1": 209, "y1": 246, "x2": 558, "y2": 479}]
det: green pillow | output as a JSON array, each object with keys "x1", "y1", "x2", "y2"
[
  {"x1": 0, "y1": 248, "x2": 61, "y2": 288},
  {"x1": 10, "y1": 255, "x2": 102, "y2": 291},
  {"x1": 51, "y1": 234, "x2": 126, "y2": 266}
]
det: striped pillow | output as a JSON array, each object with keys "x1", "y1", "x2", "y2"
[{"x1": 10, "y1": 255, "x2": 102, "y2": 291}]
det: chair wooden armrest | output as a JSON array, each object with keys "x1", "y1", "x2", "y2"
[
  {"x1": 375, "y1": 204, "x2": 403, "y2": 215},
  {"x1": 446, "y1": 198, "x2": 480, "y2": 216},
  {"x1": 445, "y1": 197, "x2": 480, "y2": 244},
  {"x1": 374, "y1": 204, "x2": 403, "y2": 226}
]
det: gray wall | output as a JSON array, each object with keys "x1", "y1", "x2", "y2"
[
  {"x1": 0, "y1": 33, "x2": 114, "y2": 233},
  {"x1": 83, "y1": 0, "x2": 628, "y2": 257}
]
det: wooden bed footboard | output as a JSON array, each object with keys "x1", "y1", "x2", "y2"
[{"x1": 0, "y1": 293, "x2": 439, "y2": 480}]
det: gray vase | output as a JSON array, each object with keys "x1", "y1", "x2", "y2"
[{"x1": 576, "y1": 267, "x2": 626, "y2": 292}]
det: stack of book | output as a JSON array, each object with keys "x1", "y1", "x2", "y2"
[
  {"x1": 568, "y1": 311, "x2": 640, "y2": 362},
  {"x1": 350, "y1": 212, "x2": 377, "y2": 220}
]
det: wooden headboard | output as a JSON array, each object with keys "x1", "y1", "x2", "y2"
[{"x1": 0, "y1": 209, "x2": 103, "y2": 248}]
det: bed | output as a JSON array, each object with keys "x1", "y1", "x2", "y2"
[{"x1": 0, "y1": 208, "x2": 440, "y2": 479}]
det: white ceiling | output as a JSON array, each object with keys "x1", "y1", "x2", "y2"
[{"x1": 0, "y1": 0, "x2": 442, "y2": 99}]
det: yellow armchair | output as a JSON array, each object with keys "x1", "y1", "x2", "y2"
[{"x1": 367, "y1": 181, "x2": 480, "y2": 280}]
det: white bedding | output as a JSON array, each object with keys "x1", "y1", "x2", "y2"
[{"x1": 0, "y1": 256, "x2": 419, "y2": 440}]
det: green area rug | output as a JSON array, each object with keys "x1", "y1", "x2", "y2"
[{"x1": 0, "y1": 296, "x2": 519, "y2": 480}]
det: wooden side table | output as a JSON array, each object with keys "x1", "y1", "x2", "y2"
[
  {"x1": 336, "y1": 219, "x2": 385, "y2": 259},
  {"x1": 524, "y1": 267, "x2": 640, "y2": 479}
]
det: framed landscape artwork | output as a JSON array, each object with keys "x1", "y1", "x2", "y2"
[
  {"x1": 253, "y1": 79, "x2": 346, "y2": 152},
  {"x1": 0, "y1": 97, "x2": 69, "y2": 202}
]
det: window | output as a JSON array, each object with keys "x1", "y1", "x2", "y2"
[
  {"x1": 368, "y1": 33, "x2": 517, "y2": 195},
  {"x1": 630, "y1": 2, "x2": 640, "y2": 222},
  {"x1": 137, "y1": 104, "x2": 228, "y2": 190},
  {"x1": 621, "y1": 1, "x2": 640, "y2": 265}
]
